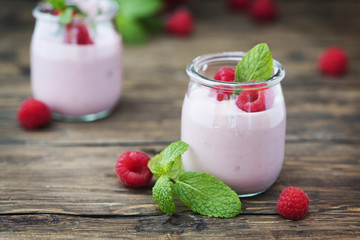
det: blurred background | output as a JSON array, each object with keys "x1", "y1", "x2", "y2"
[{"x1": 0, "y1": 0, "x2": 359, "y2": 141}]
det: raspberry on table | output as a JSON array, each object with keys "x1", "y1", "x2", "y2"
[
  {"x1": 277, "y1": 186, "x2": 310, "y2": 220},
  {"x1": 115, "y1": 151, "x2": 153, "y2": 187},
  {"x1": 318, "y1": 47, "x2": 348, "y2": 76},
  {"x1": 17, "y1": 98, "x2": 51, "y2": 130},
  {"x1": 250, "y1": 0, "x2": 278, "y2": 23},
  {"x1": 165, "y1": 8, "x2": 194, "y2": 36},
  {"x1": 235, "y1": 81, "x2": 274, "y2": 112}
]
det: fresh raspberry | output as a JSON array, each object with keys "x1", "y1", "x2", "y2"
[
  {"x1": 76, "y1": 25, "x2": 94, "y2": 45},
  {"x1": 165, "y1": 8, "x2": 194, "y2": 36},
  {"x1": 17, "y1": 98, "x2": 51, "y2": 130},
  {"x1": 235, "y1": 81, "x2": 274, "y2": 112},
  {"x1": 250, "y1": 0, "x2": 278, "y2": 22},
  {"x1": 65, "y1": 25, "x2": 94, "y2": 45},
  {"x1": 52, "y1": 10, "x2": 61, "y2": 16},
  {"x1": 318, "y1": 47, "x2": 348, "y2": 76},
  {"x1": 210, "y1": 67, "x2": 235, "y2": 101},
  {"x1": 115, "y1": 151, "x2": 153, "y2": 187},
  {"x1": 214, "y1": 67, "x2": 236, "y2": 82},
  {"x1": 228, "y1": 0, "x2": 249, "y2": 11},
  {"x1": 277, "y1": 186, "x2": 310, "y2": 220}
]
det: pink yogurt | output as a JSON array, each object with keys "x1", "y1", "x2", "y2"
[
  {"x1": 30, "y1": 1, "x2": 122, "y2": 121},
  {"x1": 181, "y1": 52, "x2": 286, "y2": 197}
]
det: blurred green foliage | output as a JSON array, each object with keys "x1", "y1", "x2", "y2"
[{"x1": 114, "y1": 0, "x2": 164, "y2": 44}]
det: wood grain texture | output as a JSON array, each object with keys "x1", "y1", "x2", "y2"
[
  {"x1": 1, "y1": 143, "x2": 359, "y2": 216},
  {"x1": 0, "y1": 0, "x2": 360, "y2": 239},
  {"x1": 0, "y1": 213, "x2": 359, "y2": 239}
]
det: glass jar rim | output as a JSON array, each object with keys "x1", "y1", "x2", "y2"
[
  {"x1": 186, "y1": 51, "x2": 285, "y2": 89},
  {"x1": 33, "y1": 0, "x2": 118, "y2": 23}
]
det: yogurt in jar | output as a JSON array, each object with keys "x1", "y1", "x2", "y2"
[
  {"x1": 30, "y1": 0, "x2": 122, "y2": 121},
  {"x1": 181, "y1": 52, "x2": 286, "y2": 197}
]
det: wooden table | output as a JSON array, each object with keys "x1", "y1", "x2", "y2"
[{"x1": 1, "y1": 0, "x2": 359, "y2": 239}]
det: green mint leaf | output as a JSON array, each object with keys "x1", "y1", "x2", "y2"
[
  {"x1": 116, "y1": 0, "x2": 163, "y2": 19},
  {"x1": 152, "y1": 175, "x2": 176, "y2": 214},
  {"x1": 173, "y1": 172, "x2": 242, "y2": 218},
  {"x1": 66, "y1": 5, "x2": 88, "y2": 17},
  {"x1": 148, "y1": 154, "x2": 184, "y2": 180},
  {"x1": 59, "y1": 7, "x2": 74, "y2": 25},
  {"x1": 46, "y1": 0, "x2": 66, "y2": 10},
  {"x1": 148, "y1": 153, "x2": 164, "y2": 179},
  {"x1": 115, "y1": 15, "x2": 148, "y2": 44},
  {"x1": 168, "y1": 156, "x2": 185, "y2": 180},
  {"x1": 235, "y1": 43, "x2": 273, "y2": 82},
  {"x1": 140, "y1": 15, "x2": 164, "y2": 33},
  {"x1": 160, "y1": 141, "x2": 188, "y2": 174}
]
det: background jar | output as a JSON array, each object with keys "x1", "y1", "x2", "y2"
[{"x1": 31, "y1": 0, "x2": 122, "y2": 122}]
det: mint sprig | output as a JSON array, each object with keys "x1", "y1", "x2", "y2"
[
  {"x1": 46, "y1": 0, "x2": 66, "y2": 10},
  {"x1": 148, "y1": 141, "x2": 242, "y2": 218},
  {"x1": 46, "y1": 0, "x2": 87, "y2": 25},
  {"x1": 59, "y1": 7, "x2": 74, "y2": 25},
  {"x1": 173, "y1": 172, "x2": 242, "y2": 218},
  {"x1": 114, "y1": 0, "x2": 163, "y2": 44},
  {"x1": 152, "y1": 175, "x2": 176, "y2": 214},
  {"x1": 235, "y1": 43, "x2": 273, "y2": 82}
]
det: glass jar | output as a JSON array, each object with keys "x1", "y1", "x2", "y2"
[
  {"x1": 31, "y1": 0, "x2": 122, "y2": 122},
  {"x1": 181, "y1": 52, "x2": 286, "y2": 197}
]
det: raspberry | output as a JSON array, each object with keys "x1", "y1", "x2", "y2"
[
  {"x1": 115, "y1": 151, "x2": 153, "y2": 187},
  {"x1": 214, "y1": 67, "x2": 236, "y2": 82},
  {"x1": 277, "y1": 186, "x2": 310, "y2": 220},
  {"x1": 228, "y1": 0, "x2": 249, "y2": 11},
  {"x1": 52, "y1": 10, "x2": 61, "y2": 16},
  {"x1": 65, "y1": 25, "x2": 94, "y2": 45},
  {"x1": 250, "y1": 0, "x2": 278, "y2": 22},
  {"x1": 17, "y1": 98, "x2": 51, "y2": 130},
  {"x1": 235, "y1": 81, "x2": 274, "y2": 112},
  {"x1": 76, "y1": 25, "x2": 94, "y2": 45},
  {"x1": 165, "y1": 8, "x2": 194, "y2": 36},
  {"x1": 318, "y1": 47, "x2": 348, "y2": 76},
  {"x1": 211, "y1": 67, "x2": 235, "y2": 101}
]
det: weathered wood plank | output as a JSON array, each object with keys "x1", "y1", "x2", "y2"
[
  {"x1": 0, "y1": 0, "x2": 359, "y2": 239},
  {"x1": 0, "y1": 213, "x2": 359, "y2": 239},
  {"x1": 1, "y1": 142, "x2": 359, "y2": 216}
]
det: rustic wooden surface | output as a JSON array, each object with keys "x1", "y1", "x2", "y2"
[{"x1": 1, "y1": 0, "x2": 360, "y2": 239}]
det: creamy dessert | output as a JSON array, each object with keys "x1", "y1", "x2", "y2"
[
  {"x1": 181, "y1": 49, "x2": 286, "y2": 197},
  {"x1": 181, "y1": 86, "x2": 286, "y2": 195},
  {"x1": 30, "y1": 0, "x2": 122, "y2": 121}
]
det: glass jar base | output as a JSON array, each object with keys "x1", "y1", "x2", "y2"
[
  {"x1": 52, "y1": 108, "x2": 113, "y2": 122},
  {"x1": 237, "y1": 189, "x2": 267, "y2": 198}
]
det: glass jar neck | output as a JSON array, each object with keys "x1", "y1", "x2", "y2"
[
  {"x1": 186, "y1": 52, "x2": 285, "y2": 91},
  {"x1": 33, "y1": 0, "x2": 118, "y2": 24}
]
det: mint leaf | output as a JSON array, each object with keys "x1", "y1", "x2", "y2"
[
  {"x1": 235, "y1": 43, "x2": 273, "y2": 82},
  {"x1": 173, "y1": 172, "x2": 241, "y2": 218},
  {"x1": 168, "y1": 156, "x2": 185, "y2": 180},
  {"x1": 140, "y1": 15, "x2": 164, "y2": 33},
  {"x1": 46, "y1": 0, "x2": 66, "y2": 10},
  {"x1": 148, "y1": 154, "x2": 184, "y2": 180},
  {"x1": 116, "y1": 0, "x2": 163, "y2": 19},
  {"x1": 152, "y1": 175, "x2": 176, "y2": 214},
  {"x1": 115, "y1": 15, "x2": 148, "y2": 44},
  {"x1": 148, "y1": 153, "x2": 164, "y2": 178},
  {"x1": 59, "y1": 7, "x2": 74, "y2": 25},
  {"x1": 160, "y1": 141, "x2": 188, "y2": 173}
]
